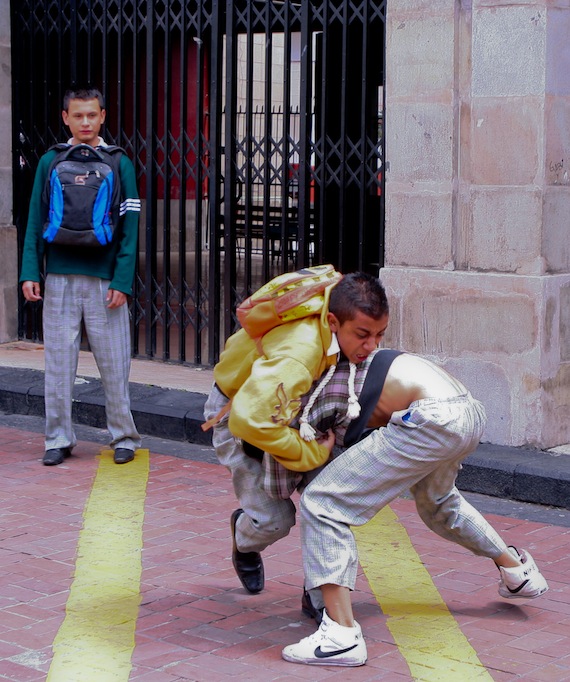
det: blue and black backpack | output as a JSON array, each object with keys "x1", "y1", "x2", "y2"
[{"x1": 42, "y1": 143, "x2": 124, "y2": 247}]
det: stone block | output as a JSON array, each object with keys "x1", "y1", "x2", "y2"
[
  {"x1": 560, "y1": 283, "x2": 570, "y2": 362},
  {"x1": 0, "y1": 286, "x2": 17, "y2": 342},
  {"x1": 389, "y1": 0, "x2": 456, "y2": 11},
  {"x1": 386, "y1": 14, "x2": 455, "y2": 99},
  {"x1": 381, "y1": 269, "x2": 527, "y2": 443},
  {"x1": 380, "y1": 267, "x2": 570, "y2": 448},
  {"x1": 382, "y1": 287, "x2": 400, "y2": 351},
  {"x1": 0, "y1": 46, "x2": 11, "y2": 106},
  {"x1": 0, "y1": 1, "x2": 10, "y2": 46},
  {"x1": 402, "y1": 287, "x2": 535, "y2": 356},
  {"x1": 542, "y1": 361, "x2": 570, "y2": 448},
  {"x1": 445, "y1": 358, "x2": 512, "y2": 444},
  {"x1": 0, "y1": 225, "x2": 17, "y2": 341},
  {"x1": 542, "y1": 187, "x2": 570, "y2": 272},
  {"x1": 470, "y1": 98, "x2": 541, "y2": 186},
  {"x1": 472, "y1": 6, "x2": 545, "y2": 97},
  {"x1": 468, "y1": 188, "x2": 542, "y2": 273},
  {"x1": 473, "y1": 0, "x2": 539, "y2": 6},
  {"x1": 0, "y1": 105, "x2": 12, "y2": 167},
  {"x1": 545, "y1": 96, "x2": 570, "y2": 186},
  {"x1": 385, "y1": 189, "x2": 453, "y2": 268},
  {"x1": 0, "y1": 169, "x2": 12, "y2": 224},
  {"x1": 546, "y1": 7, "x2": 570, "y2": 96},
  {"x1": 0, "y1": 225, "x2": 17, "y2": 271},
  {"x1": 386, "y1": 103, "x2": 454, "y2": 182}
]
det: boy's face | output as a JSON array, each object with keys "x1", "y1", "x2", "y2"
[
  {"x1": 62, "y1": 98, "x2": 106, "y2": 147},
  {"x1": 328, "y1": 310, "x2": 389, "y2": 365}
]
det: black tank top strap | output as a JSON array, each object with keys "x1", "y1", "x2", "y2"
[{"x1": 344, "y1": 349, "x2": 402, "y2": 447}]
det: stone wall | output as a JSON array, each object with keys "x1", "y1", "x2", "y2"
[
  {"x1": 382, "y1": 0, "x2": 570, "y2": 448},
  {"x1": 0, "y1": 0, "x2": 17, "y2": 343}
]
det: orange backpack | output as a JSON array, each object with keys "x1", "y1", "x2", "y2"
[
  {"x1": 201, "y1": 264, "x2": 343, "y2": 433},
  {"x1": 236, "y1": 264, "x2": 343, "y2": 346}
]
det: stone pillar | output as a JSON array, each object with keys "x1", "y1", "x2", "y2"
[
  {"x1": 381, "y1": 0, "x2": 570, "y2": 448},
  {"x1": 0, "y1": 0, "x2": 17, "y2": 343}
]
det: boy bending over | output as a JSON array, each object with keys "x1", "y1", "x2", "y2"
[{"x1": 282, "y1": 327, "x2": 548, "y2": 667}]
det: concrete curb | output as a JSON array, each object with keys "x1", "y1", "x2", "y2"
[
  {"x1": 1, "y1": 366, "x2": 568, "y2": 510},
  {"x1": 0, "y1": 366, "x2": 212, "y2": 447}
]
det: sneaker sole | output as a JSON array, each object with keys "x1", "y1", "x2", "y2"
[
  {"x1": 499, "y1": 584, "x2": 548, "y2": 599},
  {"x1": 282, "y1": 651, "x2": 366, "y2": 667}
]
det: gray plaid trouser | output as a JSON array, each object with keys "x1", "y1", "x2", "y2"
[
  {"x1": 43, "y1": 274, "x2": 141, "y2": 451},
  {"x1": 204, "y1": 384, "x2": 297, "y2": 553},
  {"x1": 301, "y1": 393, "x2": 509, "y2": 591}
]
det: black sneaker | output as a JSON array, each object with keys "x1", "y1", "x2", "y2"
[
  {"x1": 301, "y1": 587, "x2": 324, "y2": 625},
  {"x1": 230, "y1": 509, "x2": 264, "y2": 593},
  {"x1": 43, "y1": 447, "x2": 71, "y2": 466}
]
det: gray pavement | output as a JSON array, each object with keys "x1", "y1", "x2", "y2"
[
  {"x1": 3, "y1": 407, "x2": 570, "y2": 535},
  {"x1": 3, "y1": 410, "x2": 569, "y2": 682}
]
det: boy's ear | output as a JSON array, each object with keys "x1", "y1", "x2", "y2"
[{"x1": 327, "y1": 312, "x2": 340, "y2": 332}]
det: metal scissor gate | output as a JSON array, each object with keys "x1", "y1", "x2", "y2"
[{"x1": 12, "y1": 0, "x2": 386, "y2": 365}]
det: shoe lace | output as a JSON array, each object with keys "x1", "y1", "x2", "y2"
[{"x1": 300, "y1": 619, "x2": 331, "y2": 647}]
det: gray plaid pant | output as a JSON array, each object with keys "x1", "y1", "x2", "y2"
[
  {"x1": 301, "y1": 393, "x2": 509, "y2": 591},
  {"x1": 43, "y1": 274, "x2": 140, "y2": 451},
  {"x1": 204, "y1": 384, "x2": 297, "y2": 553}
]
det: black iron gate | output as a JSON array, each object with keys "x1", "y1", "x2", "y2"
[{"x1": 12, "y1": 0, "x2": 386, "y2": 366}]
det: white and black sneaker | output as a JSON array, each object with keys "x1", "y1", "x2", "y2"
[
  {"x1": 498, "y1": 547, "x2": 548, "y2": 599},
  {"x1": 282, "y1": 609, "x2": 367, "y2": 667}
]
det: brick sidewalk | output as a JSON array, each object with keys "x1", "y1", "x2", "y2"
[{"x1": 1, "y1": 421, "x2": 570, "y2": 681}]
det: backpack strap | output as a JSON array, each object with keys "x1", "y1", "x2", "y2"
[
  {"x1": 48, "y1": 143, "x2": 71, "y2": 153},
  {"x1": 47, "y1": 142, "x2": 125, "y2": 158},
  {"x1": 101, "y1": 144, "x2": 125, "y2": 154},
  {"x1": 343, "y1": 349, "x2": 403, "y2": 447}
]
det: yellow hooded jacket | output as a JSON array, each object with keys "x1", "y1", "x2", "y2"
[{"x1": 213, "y1": 282, "x2": 338, "y2": 473}]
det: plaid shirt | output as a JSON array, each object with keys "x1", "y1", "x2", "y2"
[{"x1": 263, "y1": 348, "x2": 380, "y2": 499}]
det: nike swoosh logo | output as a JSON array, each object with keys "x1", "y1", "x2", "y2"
[
  {"x1": 314, "y1": 644, "x2": 358, "y2": 658},
  {"x1": 506, "y1": 579, "x2": 529, "y2": 594}
]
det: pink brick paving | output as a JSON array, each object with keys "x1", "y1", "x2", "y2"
[{"x1": 1, "y1": 424, "x2": 569, "y2": 681}]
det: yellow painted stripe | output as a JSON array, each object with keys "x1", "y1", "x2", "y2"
[
  {"x1": 354, "y1": 506, "x2": 494, "y2": 681},
  {"x1": 47, "y1": 449, "x2": 149, "y2": 682}
]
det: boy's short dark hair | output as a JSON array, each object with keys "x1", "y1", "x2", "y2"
[
  {"x1": 329, "y1": 272, "x2": 388, "y2": 324},
  {"x1": 63, "y1": 88, "x2": 105, "y2": 111}
]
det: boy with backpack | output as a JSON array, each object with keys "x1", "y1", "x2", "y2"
[
  {"x1": 203, "y1": 268, "x2": 389, "y2": 600},
  {"x1": 20, "y1": 87, "x2": 141, "y2": 466}
]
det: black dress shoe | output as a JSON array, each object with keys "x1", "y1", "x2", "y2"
[
  {"x1": 230, "y1": 509, "x2": 264, "y2": 594},
  {"x1": 301, "y1": 587, "x2": 324, "y2": 625},
  {"x1": 114, "y1": 448, "x2": 135, "y2": 464},
  {"x1": 43, "y1": 447, "x2": 71, "y2": 466}
]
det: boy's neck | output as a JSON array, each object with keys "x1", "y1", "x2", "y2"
[{"x1": 68, "y1": 136, "x2": 104, "y2": 147}]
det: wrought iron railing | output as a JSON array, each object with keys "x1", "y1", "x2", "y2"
[{"x1": 12, "y1": 0, "x2": 386, "y2": 366}]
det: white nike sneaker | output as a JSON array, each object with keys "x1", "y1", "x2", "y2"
[
  {"x1": 498, "y1": 547, "x2": 548, "y2": 599},
  {"x1": 282, "y1": 609, "x2": 367, "y2": 667}
]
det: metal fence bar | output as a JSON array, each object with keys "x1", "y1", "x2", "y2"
[{"x1": 12, "y1": 0, "x2": 386, "y2": 367}]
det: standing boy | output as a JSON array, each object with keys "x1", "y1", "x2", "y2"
[
  {"x1": 282, "y1": 305, "x2": 548, "y2": 667},
  {"x1": 20, "y1": 88, "x2": 141, "y2": 466}
]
